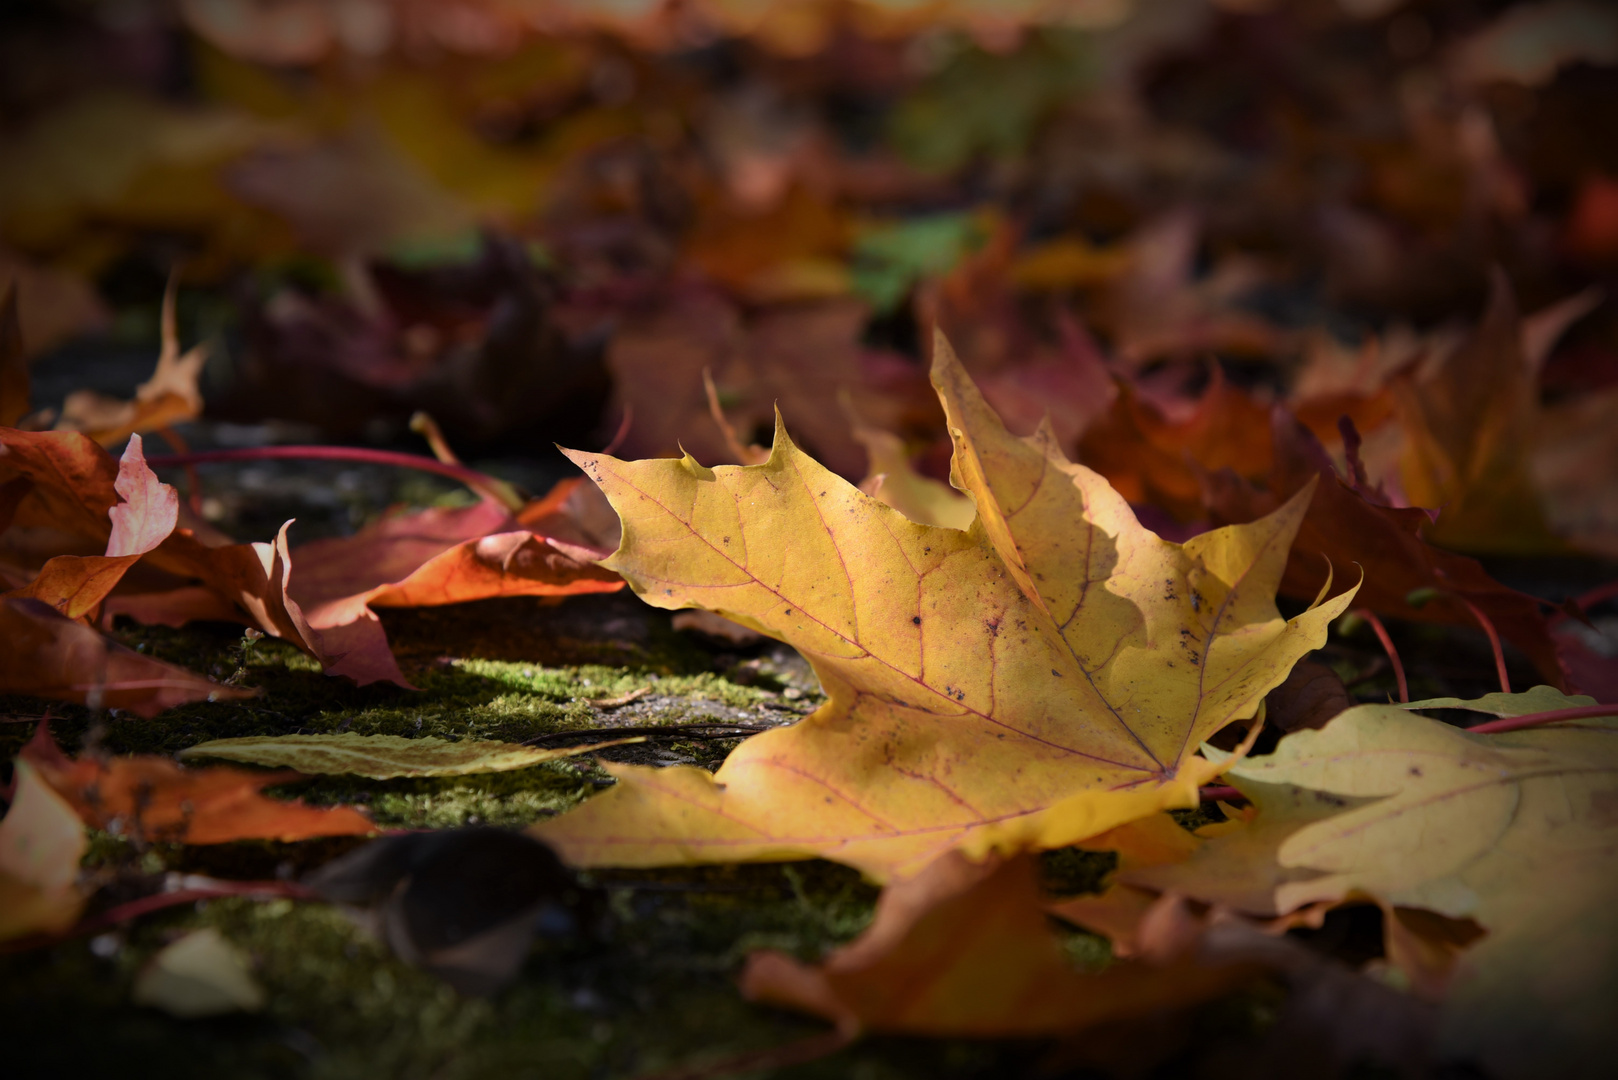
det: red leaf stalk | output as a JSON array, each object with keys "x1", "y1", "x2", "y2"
[
  {"x1": 146, "y1": 445, "x2": 526, "y2": 511},
  {"x1": 1455, "y1": 596, "x2": 1511, "y2": 695},
  {"x1": 1465, "y1": 704, "x2": 1618, "y2": 735},
  {"x1": 1356, "y1": 608, "x2": 1409, "y2": 703}
]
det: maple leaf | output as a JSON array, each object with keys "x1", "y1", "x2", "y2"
[
  {"x1": 0, "y1": 759, "x2": 88, "y2": 943},
  {"x1": 531, "y1": 335, "x2": 1353, "y2": 881},
  {"x1": 1202, "y1": 408, "x2": 1566, "y2": 688},
  {"x1": 5, "y1": 435, "x2": 177, "y2": 621},
  {"x1": 53, "y1": 279, "x2": 206, "y2": 446},
  {"x1": 743, "y1": 851, "x2": 1246, "y2": 1040},
  {"x1": 1121, "y1": 691, "x2": 1618, "y2": 1080},
  {"x1": 603, "y1": 288, "x2": 929, "y2": 478},
  {"x1": 0, "y1": 598, "x2": 255, "y2": 717},
  {"x1": 20, "y1": 724, "x2": 373, "y2": 845}
]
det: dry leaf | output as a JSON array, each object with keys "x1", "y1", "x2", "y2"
[
  {"x1": 178, "y1": 732, "x2": 644, "y2": 779},
  {"x1": 743, "y1": 851, "x2": 1247, "y2": 1038},
  {"x1": 54, "y1": 280, "x2": 207, "y2": 447},
  {"x1": 1206, "y1": 693, "x2": 1618, "y2": 1079},
  {"x1": 6, "y1": 435, "x2": 177, "y2": 621},
  {"x1": 0, "y1": 759, "x2": 87, "y2": 943},
  {"x1": 21, "y1": 723, "x2": 373, "y2": 844},
  {"x1": 132, "y1": 929, "x2": 266, "y2": 1018},
  {"x1": 0, "y1": 598, "x2": 255, "y2": 717},
  {"x1": 532, "y1": 334, "x2": 1353, "y2": 881}
]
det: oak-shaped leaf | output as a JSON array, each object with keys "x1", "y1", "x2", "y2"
[{"x1": 532, "y1": 334, "x2": 1354, "y2": 881}]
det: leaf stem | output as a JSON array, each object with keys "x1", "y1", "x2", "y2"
[
  {"x1": 1355, "y1": 608, "x2": 1408, "y2": 703},
  {"x1": 1455, "y1": 596, "x2": 1511, "y2": 695},
  {"x1": 146, "y1": 445, "x2": 526, "y2": 512},
  {"x1": 1465, "y1": 704, "x2": 1618, "y2": 735}
]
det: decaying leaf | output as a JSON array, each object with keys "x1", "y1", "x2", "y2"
[
  {"x1": 0, "y1": 759, "x2": 88, "y2": 943},
  {"x1": 132, "y1": 928, "x2": 266, "y2": 1018},
  {"x1": 533, "y1": 335, "x2": 1353, "y2": 881},
  {"x1": 20, "y1": 724, "x2": 373, "y2": 844},
  {"x1": 743, "y1": 851, "x2": 1247, "y2": 1038},
  {"x1": 179, "y1": 732, "x2": 644, "y2": 779}
]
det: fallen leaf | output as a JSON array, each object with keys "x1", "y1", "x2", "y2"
[
  {"x1": 21, "y1": 723, "x2": 373, "y2": 844},
  {"x1": 6, "y1": 435, "x2": 177, "y2": 621},
  {"x1": 1203, "y1": 693, "x2": 1618, "y2": 1079},
  {"x1": 532, "y1": 334, "x2": 1352, "y2": 881},
  {"x1": 54, "y1": 280, "x2": 207, "y2": 447},
  {"x1": 1397, "y1": 683, "x2": 1596, "y2": 717},
  {"x1": 1202, "y1": 408, "x2": 1567, "y2": 688},
  {"x1": 306, "y1": 827, "x2": 597, "y2": 995},
  {"x1": 850, "y1": 415, "x2": 975, "y2": 531},
  {"x1": 0, "y1": 598, "x2": 255, "y2": 717},
  {"x1": 0, "y1": 759, "x2": 87, "y2": 943},
  {"x1": 1394, "y1": 273, "x2": 1560, "y2": 554},
  {"x1": 132, "y1": 928, "x2": 266, "y2": 1018},
  {"x1": 1262, "y1": 660, "x2": 1352, "y2": 733},
  {"x1": 1079, "y1": 366, "x2": 1274, "y2": 522},
  {"x1": 742, "y1": 851, "x2": 1247, "y2": 1038},
  {"x1": 604, "y1": 288, "x2": 928, "y2": 478},
  {"x1": 178, "y1": 732, "x2": 644, "y2": 779}
]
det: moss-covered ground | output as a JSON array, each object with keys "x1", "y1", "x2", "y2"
[
  {"x1": 1, "y1": 592, "x2": 1155, "y2": 1079},
  {"x1": 1, "y1": 545, "x2": 1533, "y2": 1080}
]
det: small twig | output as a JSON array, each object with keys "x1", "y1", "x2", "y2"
[
  {"x1": 1464, "y1": 704, "x2": 1618, "y2": 735},
  {"x1": 1354, "y1": 609, "x2": 1408, "y2": 703},
  {"x1": 1199, "y1": 785, "x2": 1245, "y2": 803},
  {"x1": 593, "y1": 687, "x2": 652, "y2": 709},
  {"x1": 1455, "y1": 597, "x2": 1511, "y2": 695},
  {"x1": 146, "y1": 445, "x2": 526, "y2": 512}
]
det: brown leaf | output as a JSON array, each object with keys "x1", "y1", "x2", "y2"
[
  {"x1": 1203, "y1": 408, "x2": 1566, "y2": 688},
  {"x1": 742, "y1": 852, "x2": 1248, "y2": 1038},
  {"x1": 0, "y1": 597, "x2": 255, "y2": 717},
  {"x1": 1263, "y1": 660, "x2": 1352, "y2": 734},
  {"x1": 6, "y1": 435, "x2": 178, "y2": 621}
]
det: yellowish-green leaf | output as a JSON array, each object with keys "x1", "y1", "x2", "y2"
[
  {"x1": 1216, "y1": 699, "x2": 1618, "y2": 1079},
  {"x1": 1400, "y1": 683, "x2": 1597, "y2": 717},
  {"x1": 533, "y1": 334, "x2": 1354, "y2": 882},
  {"x1": 179, "y1": 733, "x2": 643, "y2": 779}
]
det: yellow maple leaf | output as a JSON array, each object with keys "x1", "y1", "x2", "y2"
[{"x1": 532, "y1": 334, "x2": 1354, "y2": 881}]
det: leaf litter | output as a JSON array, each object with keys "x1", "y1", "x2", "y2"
[{"x1": 3, "y1": 2, "x2": 1618, "y2": 1077}]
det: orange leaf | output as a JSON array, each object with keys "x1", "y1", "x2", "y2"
[
  {"x1": 0, "y1": 597, "x2": 255, "y2": 717},
  {"x1": 742, "y1": 852, "x2": 1247, "y2": 1038},
  {"x1": 20, "y1": 723, "x2": 372, "y2": 845}
]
